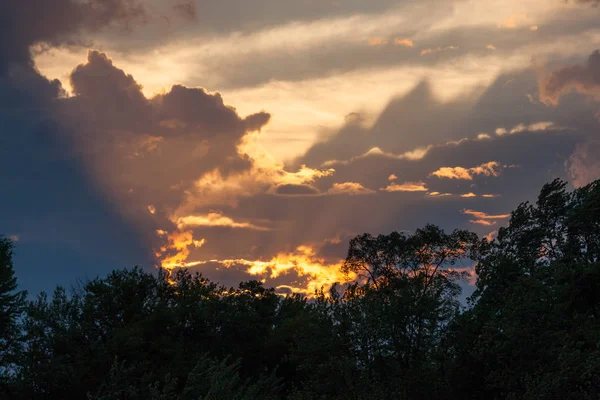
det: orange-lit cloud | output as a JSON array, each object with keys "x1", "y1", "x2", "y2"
[
  {"x1": 388, "y1": 173, "x2": 398, "y2": 181},
  {"x1": 156, "y1": 229, "x2": 206, "y2": 270},
  {"x1": 427, "y1": 192, "x2": 452, "y2": 197},
  {"x1": 460, "y1": 192, "x2": 477, "y2": 198},
  {"x1": 461, "y1": 209, "x2": 510, "y2": 226},
  {"x1": 486, "y1": 44, "x2": 496, "y2": 50},
  {"x1": 394, "y1": 38, "x2": 414, "y2": 47},
  {"x1": 420, "y1": 45, "x2": 457, "y2": 56},
  {"x1": 381, "y1": 181, "x2": 428, "y2": 192},
  {"x1": 477, "y1": 133, "x2": 491, "y2": 140},
  {"x1": 482, "y1": 193, "x2": 500, "y2": 198},
  {"x1": 323, "y1": 145, "x2": 431, "y2": 167},
  {"x1": 498, "y1": 14, "x2": 528, "y2": 29},
  {"x1": 169, "y1": 245, "x2": 353, "y2": 296},
  {"x1": 176, "y1": 212, "x2": 271, "y2": 231},
  {"x1": 369, "y1": 37, "x2": 388, "y2": 46},
  {"x1": 430, "y1": 161, "x2": 502, "y2": 180},
  {"x1": 176, "y1": 163, "x2": 335, "y2": 212},
  {"x1": 484, "y1": 230, "x2": 498, "y2": 242},
  {"x1": 328, "y1": 182, "x2": 375, "y2": 195}
]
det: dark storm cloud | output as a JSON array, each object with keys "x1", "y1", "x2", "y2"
[
  {"x1": 61, "y1": 50, "x2": 269, "y2": 213},
  {"x1": 0, "y1": 0, "x2": 145, "y2": 72},
  {"x1": 0, "y1": 0, "x2": 199, "y2": 294}
]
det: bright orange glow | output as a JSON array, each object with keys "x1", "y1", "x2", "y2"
[
  {"x1": 430, "y1": 161, "x2": 502, "y2": 180},
  {"x1": 462, "y1": 209, "x2": 510, "y2": 226},
  {"x1": 176, "y1": 212, "x2": 271, "y2": 231},
  {"x1": 498, "y1": 14, "x2": 528, "y2": 29},
  {"x1": 460, "y1": 192, "x2": 477, "y2": 198},
  {"x1": 369, "y1": 37, "x2": 389, "y2": 46},
  {"x1": 421, "y1": 46, "x2": 458, "y2": 56},
  {"x1": 328, "y1": 182, "x2": 375, "y2": 195},
  {"x1": 381, "y1": 181, "x2": 428, "y2": 192},
  {"x1": 163, "y1": 245, "x2": 353, "y2": 296},
  {"x1": 394, "y1": 38, "x2": 414, "y2": 47},
  {"x1": 156, "y1": 230, "x2": 206, "y2": 271},
  {"x1": 427, "y1": 192, "x2": 452, "y2": 197}
]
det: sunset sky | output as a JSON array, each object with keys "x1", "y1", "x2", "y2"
[{"x1": 3, "y1": 0, "x2": 600, "y2": 296}]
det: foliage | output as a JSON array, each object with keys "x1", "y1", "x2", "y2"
[{"x1": 2, "y1": 178, "x2": 600, "y2": 399}]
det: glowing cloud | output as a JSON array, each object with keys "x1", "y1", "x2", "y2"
[
  {"x1": 156, "y1": 230, "x2": 206, "y2": 270},
  {"x1": 323, "y1": 145, "x2": 431, "y2": 167},
  {"x1": 394, "y1": 38, "x2": 414, "y2": 47},
  {"x1": 427, "y1": 192, "x2": 452, "y2": 197},
  {"x1": 461, "y1": 209, "x2": 510, "y2": 226},
  {"x1": 173, "y1": 245, "x2": 353, "y2": 296},
  {"x1": 430, "y1": 161, "x2": 502, "y2": 180},
  {"x1": 460, "y1": 192, "x2": 477, "y2": 198},
  {"x1": 369, "y1": 37, "x2": 389, "y2": 46},
  {"x1": 420, "y1": 45, "x2": 458, "y2": 56},
  {"x1": 328, "y1": 182, "x2": 375, "y2": 195},
  {"x1": 388, "y1": 174, "x2": 398, "y2": 181},
  {"x1": 498, "y1": 14, "x2": 528, "y2": 29},
  {"x1": 381, "y1": 181, "x2": 428, "y2": 192},
  {"x1": 176, "y1": 212, "x2": 271, "y2": 231}
]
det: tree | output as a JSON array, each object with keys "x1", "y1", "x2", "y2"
[
  {"x1": 0, "y1": 236, "x2": 26, "y2": 393},
  {"x1": 338, "y1": 225, "x2": 482, "y2": 399},
  {"x1": 448, "y1": 179, "x2": 600, "y2": 400}
]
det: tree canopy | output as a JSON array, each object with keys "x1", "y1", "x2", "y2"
[{"x1": 1, "y1": 178, "x2": 599, "y2": 399}]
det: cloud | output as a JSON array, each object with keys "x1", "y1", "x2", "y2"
[
  {"x1": 394, "y1": 38, "x2": 414, "y2": 47},
  {"x1": 176, "y1": 212, "x2": 271, "y2": 231},
  {"x1": 328, "y1": 182, "x2": 375, "y2": 195},
  {"x1": 484, "y1": 230, "x2": 498, "y2": 242},
  {"x1": 388, "y1": 174, "x2": 398, "y2": 181},
  {"x1": 430, "y1": 161, "x2": 502, "y2": 180},
  {"x1": 566, "y1": 140, "x2": 600, "y2": 188},
  {"x1": 461, "y1": 209, "x2": 510, "y2": 226},
  {"x1": 427, "y1": 192, "x2": 452, "y2": 197},
  {"x1": 497, "y1": 14, "x2": 529, "y2": 29},
  {"x1": 539, "y1": 49, "x2": 600, "y2": 105},
  {"x1": 381, "y1": 181, "x2": 428, "y2": 192},
  {"x1": 155, "y1": 229, "x2": 206, "y2": 269},
  {"x1": 1, "y1": 0, "x2": 146, "y2": 73},
  {"x1": 181, "y1": 245, "x2": 353, "y2": 296},
  {"x1": 420, "y1": 45, "x2": 458, "y2": 56},
  {"x1": 460, "y1": 192, "x2": 477, "y2": 198},
  {"x1": 369, "y1": 37, "x2": 389, "y2": 46}
]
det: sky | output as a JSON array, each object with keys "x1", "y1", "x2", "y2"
[{"x1": 2, "y1": 0, "x2": 600, "y2": 296}]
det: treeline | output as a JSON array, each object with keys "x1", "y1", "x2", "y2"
[{"x1": 0, "y1": 178, "x2": 599, "y2": 399}]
